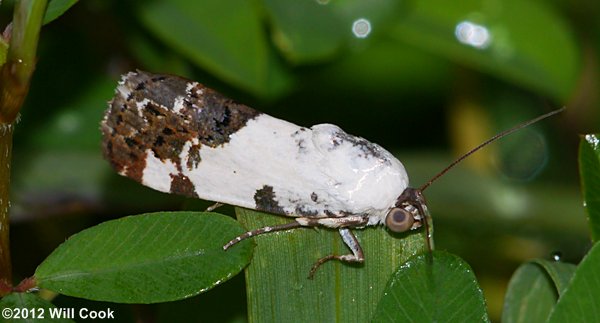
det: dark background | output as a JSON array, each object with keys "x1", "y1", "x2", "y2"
[{"x1": 2, "y1": 0, "x2": 597, "y2": 321}]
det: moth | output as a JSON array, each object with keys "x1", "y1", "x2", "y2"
[{"x1": 101, "y1": 70, "x2": 563, "y2": 277}]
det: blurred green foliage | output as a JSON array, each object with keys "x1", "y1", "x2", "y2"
[{"x1": 0, "y1": 0, "x2": 597, "y2": 321}]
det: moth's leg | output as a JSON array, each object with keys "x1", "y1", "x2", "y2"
[
  {"x1": 308, "y1": 228, "x2": 364, "y2": 279},
  {"x1": 223, "y1": 221, "x2": 302, "y2": 250},
  {"x1": 205, "y1": 202, "x2": 224, "y2": 212},
  {"x1": 223, "y1": 215, "x2": 367, "y2": 250}
]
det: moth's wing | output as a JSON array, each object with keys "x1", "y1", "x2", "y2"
[
  {"x1": 101, "y1": 71, "x2": 309, "y2": 214},
  {"x1": 178, "y1": 116, "x2": 408, "y2": 219},
  {"x1": 101, "y1": 70, "x2": 408, "y2": 219}
]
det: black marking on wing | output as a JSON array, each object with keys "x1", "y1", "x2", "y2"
[
  {"x1": 331, "y1": 129, "x2": 389, "y2": 161},
  {"x1": 253, "y1": 185, "x2": 285, "y2": 215}
]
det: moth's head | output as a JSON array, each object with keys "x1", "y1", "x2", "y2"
[{"x1": 384, "y1": 188, "x2": 427, "y2": 233}]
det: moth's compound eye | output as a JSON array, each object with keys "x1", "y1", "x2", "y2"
[{"x1": 385, "y1": 207, "x2": 414, "y2": 232}]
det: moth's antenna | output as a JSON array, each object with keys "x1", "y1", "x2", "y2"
[{"x1": 418, "y1": 107, "x2": 565, "y2": 192}]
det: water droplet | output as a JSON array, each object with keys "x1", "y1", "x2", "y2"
[
  {"x1": 455, "y1": 21, "x2": 491, "y2": 49},
  {"x1": 585, "y1": 134, "x2": 600, "y2": 149},
  {"x1": 552, "y1": 251, "x2": 562, "y2": 262},
  {"x1": 352, "y1": 18, "x2": 371, "y2": 39}
]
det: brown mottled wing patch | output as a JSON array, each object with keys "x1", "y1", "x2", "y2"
[{"x1": 101, "y1": 70, "x2": 260, "y2": 197}]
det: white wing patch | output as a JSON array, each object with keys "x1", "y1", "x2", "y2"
[
  {"x1": 142, "y1": 151, "x2": 178, "y2": 193},
  {"x1": 178, "y1": 114, "x2": 409, "y2": 223}
]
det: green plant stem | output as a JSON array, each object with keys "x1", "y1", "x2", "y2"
[
  {"x1": 0, "y1": 0, "x2": 47, "y2": 123},
  {"x1": 0, "y1": 0, "x2": 47, "y2": 289}
]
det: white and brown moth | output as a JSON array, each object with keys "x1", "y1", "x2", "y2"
[{"x1": 101, "y1": 70, "x2": 563, "y2": 276}]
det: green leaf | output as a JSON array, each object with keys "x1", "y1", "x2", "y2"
[
  {"x1": 372, "y1": 251, "x2": 489, "y2": 322},
  {"x1": 579, "y1": 134, "x2": 600, "y2": 243},
  {"x1": 0, "y1": 292, "x2": 73, "y2": 323},
  {"x1": 236, "y1": 207, "x2": 428, "y2": 322},
  {"x1": 390, "y1": 0, "x2": 579, "y2": 100},
  {"x1": 261, "y1": 0, "x2": 412, "y2": 63},
  {"x1": 137, "y1": 0, "x2": 291, "y2": 98},
  {"x1": 328, "y1": 0, "x2": 405, "y2": 29},
  {"x1": 531, "y1": 259, "x2": 576, "y2": 296},
  {"x1": 262, "y1": 0, "x2": 344, "y2": 63},
  {"x1": 35, "y1": 212, "x2": 253, "y2": 303},
  {"x1": 547, "y1": 242, "x2": 600, "y2": 322},
  {"x1": 43, "y1": 0, "x2": 78, "y2": 25},
  {"x1": 501, "y1": 260, "x2": 575, "y2": 323}
]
